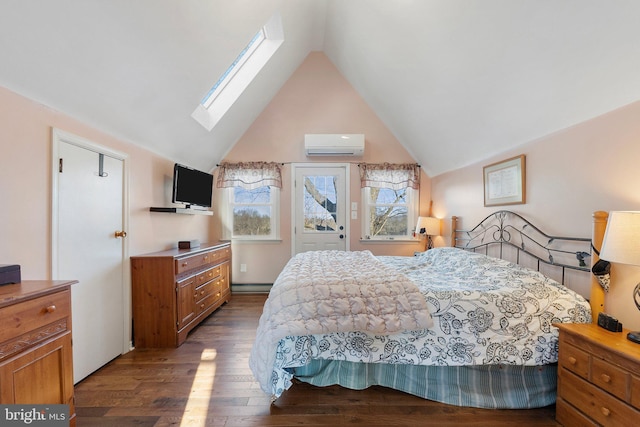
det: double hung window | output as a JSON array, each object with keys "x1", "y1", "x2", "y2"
[
  {"x1": 217, "y1": 162, "x2": 282, "y2": 240},
  {"x1": 229, "y1": 186, "x2": 278, "y2": 238},
  {"x1": 360, "y1": 163, "x2": 420, "y2": 240}
]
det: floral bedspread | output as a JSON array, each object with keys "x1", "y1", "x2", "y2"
[
  {"x1": 261, "y1": 247, "x2": 591, "y2": 399},
  {"x1": 249, "y1": 250, "x2": 433, "y2": 397}
]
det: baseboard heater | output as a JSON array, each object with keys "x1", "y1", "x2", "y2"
[{"x1": 231, "y1": 283, "x2": 272, "y2": 293}]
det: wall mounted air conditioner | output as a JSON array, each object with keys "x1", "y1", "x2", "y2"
[{"x1": 304, "y1": 134, "x2": 365, "y2": 156}]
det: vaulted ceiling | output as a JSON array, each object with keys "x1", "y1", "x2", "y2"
[{"x1": 1, "y1": 1, "x2": 639, "y2": 177}]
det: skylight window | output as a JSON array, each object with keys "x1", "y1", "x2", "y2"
[
  {"x1": 192, "y1": 13, "x2": 284, "y2": 131},
  {"x1": 200, "y1": 29, "x2": 266, "y2": 108}
]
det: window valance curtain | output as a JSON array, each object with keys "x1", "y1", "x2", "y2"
[
  {"x1": 216, "y1": 162, "x2": 282, "y2": 189},
  {"x1": 359, "y1": 163, "x2": 420, "y2": 190}
]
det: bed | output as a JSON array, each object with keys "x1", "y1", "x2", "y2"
[{"x1": 249, "y1": 211, "x2": 595, "y2": 409}]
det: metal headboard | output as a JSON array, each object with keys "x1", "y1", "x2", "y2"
[{"x1": 452, "y1": 210, "x2": 592, "y2": 285}]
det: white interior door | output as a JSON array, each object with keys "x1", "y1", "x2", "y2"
[
  {"x1": 293, "y1": 164, "x2": 348, "y2": 254},
  {"x1": 52, "y1": 131, "x2": 128, "y2": 383}
]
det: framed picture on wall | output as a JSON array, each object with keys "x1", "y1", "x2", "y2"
[{"x1": 483, "y1": 154, "x2": 526, "y2": 206}]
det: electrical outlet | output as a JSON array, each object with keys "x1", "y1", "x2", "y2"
[
  {"x1": 351, "y1": 202, "x2": 358, "y2": 211},
  {"x1": 240, "y1": 264, "x2": 247, "y2": 273},
  {"x1": 351, "y1": 210, "x2": 357, "y2": 219}
]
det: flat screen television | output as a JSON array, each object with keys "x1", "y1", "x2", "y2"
[{"x1": 171, "y1": 163, "x2": 214, "y2": 208}]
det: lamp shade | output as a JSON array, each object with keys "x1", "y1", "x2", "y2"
[
  {"x1": 415, "y1": 216, "x2": 441, "y2": 236},
  {"x1": 599, "y1": 211, "x2": 640, "y2": 266}
]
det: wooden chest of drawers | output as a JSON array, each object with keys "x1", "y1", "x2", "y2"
[
  {"x1": 131, "y1": 242, "x2": 231, "y2": 348},
  {"x1": 0, "y1": 280, "x2": 77, "y2": 424},
  {"x1": 556, "y1": 323, "x2": 640, "y2": 426}
]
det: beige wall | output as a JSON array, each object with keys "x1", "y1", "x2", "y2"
[
  {"x1": 0, "y1": 85, "x2": 213, "y2": 280},
  {"x1": 431, "y1": 100, "x2": 640, "y2": 331},
  {"x1": 216, "y1": 52, "x2": 431, "y2": 284}
]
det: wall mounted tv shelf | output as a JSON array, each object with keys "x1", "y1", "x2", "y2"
[{"x1": 149, "y1": 207, "x2": 213, "y2": 216}]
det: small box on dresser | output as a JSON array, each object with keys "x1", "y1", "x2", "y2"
[
  {"x1": 0, "y1": 264, "x2": 21, "y2": 285},
  {"x1": 131, "y1": 242, "x2": 231, "y2": 348},
  {"x1": 555, "y1": 322, "x2": 640, "y2": 427}
]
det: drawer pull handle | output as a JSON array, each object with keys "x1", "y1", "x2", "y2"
[
  {"x1": 182, "y1": 262, "x2": 188, "y2": 267},
  {"x1": 45, "y1": 305, "x2": 56, "y2": 313},
  {"x1": 568, "y1": 356, "x2": 577, "y2": 365},
  {"x1": 600, "y1": 374, "x2": 611, "y2": 383},
  {"x1": 601, "y1": 407, "x2": 611, "y2": 417}
]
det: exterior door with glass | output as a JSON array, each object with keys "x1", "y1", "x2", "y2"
[{"x1": 293, "y1": 164, "x2": 348, "y2": 254}]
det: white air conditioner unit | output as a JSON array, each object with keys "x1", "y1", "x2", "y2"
[{"x1": 304, "y1": 134, "x2": 365, "y2": 156}]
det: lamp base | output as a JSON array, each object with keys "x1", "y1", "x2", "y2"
[
  {"x1": 629, "y1": 283, "x2": 640, "y2": 344},
  {"x1": 627, "y1": 331, "x2": 640, "y2": 344}
]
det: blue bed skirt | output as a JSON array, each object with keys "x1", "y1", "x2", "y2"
[{"x1": 291, "y1": 360, "x2": 558, "y2": 409}]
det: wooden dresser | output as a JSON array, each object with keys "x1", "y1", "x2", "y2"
[
  {"x1": 0, "y1": 280, "x2": 77, "y2": 424},
  {"x1": 131, "y1": 242, "x2": 231, "y2": 348},
  {"x1": 556, "y1": 323, "x2": 640, "y2": 426}
]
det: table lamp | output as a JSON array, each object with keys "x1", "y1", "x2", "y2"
[
  {"x1": 415, "y1": 216, "x2": 441, "y2": 250},
  {"x1": 598, "y1": 211, "x2": 640, "y2": 344}
]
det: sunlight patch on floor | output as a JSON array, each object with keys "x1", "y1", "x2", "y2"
[{"x1": 180, "y1": 349, "x2": 217, "y2": 426}]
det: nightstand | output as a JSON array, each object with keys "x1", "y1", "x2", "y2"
[{"x1": 555, "y1": 323, "x2": 640, "y2": 426}]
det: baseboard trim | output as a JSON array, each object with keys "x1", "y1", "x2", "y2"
[{"x1": 231, "y1": 283, "x2": 272, "y2": 293}]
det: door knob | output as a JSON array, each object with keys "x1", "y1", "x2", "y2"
[
  {"x1": 339, "y1": 234, "x2": 344, "y2": 239},
  {"x1": 115, "y1": 230, "x2": 127, "y2": 238}
]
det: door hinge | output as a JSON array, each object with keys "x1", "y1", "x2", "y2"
[{"x1": 59, "y1": 158, "x2": 63, "y2": 173}]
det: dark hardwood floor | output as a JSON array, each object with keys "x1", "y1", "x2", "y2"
[{"x1": 74, "y1": 293, "x2": 560, "y2": 426}]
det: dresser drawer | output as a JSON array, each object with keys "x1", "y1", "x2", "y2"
[
  {"x1": 592, "y1": 356, "x2": 629, "y2": 401},
  {"x1": 217, "y1": 246, "x2": 231, "y2": 261},
  {"x1": 195, "y1": 293, "x2": 214, "y2": 315},
  {"x1": 195, "y1": 266, "x2": 221, "y2": 287},
  {"x1": 562, "y1": 369, "x2": 640, "y2": 426},
  {"x1": 559, "y1": 342, "x2": 589, "y2": 380},
  {"x1": 195, "y1": 280, "x2": 215, "y2": 301},
  {"x1": 212, "y1": 279, "x2": 223, "y2": 300},
  {"x1": 194, "y1": 277, "x2": 223, "y2": 313},
  {"x1": 556, "y1": 397, "x2": 598, "y2": 427},
  {"x1": 175, "y1": 250, "x2": 217, "y2": 274},
  {"x1": 0, "y1": 290, "x2": 70, "y2": 344},
  {"x1": 196, "y1": 284, "x2": 221, "y2": 314},
  {"x1": 631, "y1": 375, "x2": 640, "y2": 409}
]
